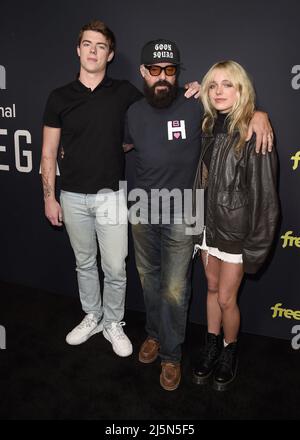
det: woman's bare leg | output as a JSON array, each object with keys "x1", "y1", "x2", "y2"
[
  {"x1": 201, "y1": 251, "x2": 222, "y2": 335},
  {"x1": 217, "y1": 261, "x2": 244, "y2": 343}
]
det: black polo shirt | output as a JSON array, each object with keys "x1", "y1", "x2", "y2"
[{"x1": 43, "y1": 76, "x2": 142, "y2": 193}]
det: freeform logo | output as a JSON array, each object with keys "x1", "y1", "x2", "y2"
[
  {"x1": 168, "y1": 120, "x2": 186, "y2": 140},
  {"x1": 0, "y1": 325, "x2": 6, "y2": 349},
  {"x1": 0, "y1": 65, "x2": 6, "y2": 89},
  {"x1": 280, "y1": 231, "x2": 300, "y2": 248},
  {"x1": 291, "y1": 65, "x2": 300, "y2": 90},
  {"x1": 291, "y1": 151, "x2": 300, "y2": 170},
  {"x1": 271, "y1": 303, "x2": 300, "y2": 320}
]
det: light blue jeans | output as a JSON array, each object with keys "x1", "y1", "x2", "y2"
[{"x1": 60, "y1": 189, "x2": 128, "y2": 326}]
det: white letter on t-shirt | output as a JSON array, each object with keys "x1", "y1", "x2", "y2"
[{"x1": 167, "y1": 120, "x2": 186, "y2": 140}]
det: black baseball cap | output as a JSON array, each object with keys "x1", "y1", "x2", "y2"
[{"x1": 141, "y1": 39, "x2": 180, "y2": 65}]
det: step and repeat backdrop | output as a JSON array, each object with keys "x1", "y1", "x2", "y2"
[{"x1": 0, "y1": 0, "x2": 299, "y2": 342}]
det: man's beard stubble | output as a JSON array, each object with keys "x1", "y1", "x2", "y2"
[{"x1": 143, "y1": 79, "x2": 178, "y2": 108}]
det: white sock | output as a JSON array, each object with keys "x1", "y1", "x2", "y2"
[{"x1": 224, "y1": 339, "x2": 237, "y2": 347}]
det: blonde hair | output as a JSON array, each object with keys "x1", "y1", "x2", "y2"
[{"x1": 201, "y1": 60, "x2": 256, "y2": 152}]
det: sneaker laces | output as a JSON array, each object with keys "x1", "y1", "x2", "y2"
[
  {"x1": 107, "y1": 321, "x2": 127, "y2": 340},
  {"x1": 77, "y1": 314, "x2": 97, "y2": 330}
]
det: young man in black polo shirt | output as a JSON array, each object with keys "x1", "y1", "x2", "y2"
[
  {"x1": 41, "y1": 20, "x2": 142, "y2": 357},
  {"x1": 125, "y1": 39, "x2": 274, "y2": 390}
]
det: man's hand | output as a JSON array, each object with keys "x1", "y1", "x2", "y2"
[
  {"x1": 247, "y1": 111, "x2": 274, "y2": 154},
  {"x1": 45, "y1": 198, "x2": 63, "y2": 227},
  {"x1": 184, "y1": 81, "x2": 201, "y2": 99}
]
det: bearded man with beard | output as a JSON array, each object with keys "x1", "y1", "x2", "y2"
[{"x1": 125, "y1": 39, "x2": 273, "y2": 391}]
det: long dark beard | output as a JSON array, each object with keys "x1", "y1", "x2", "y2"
[{"x1": 143, "y1": 79, "x2": 178, "y2": 108}]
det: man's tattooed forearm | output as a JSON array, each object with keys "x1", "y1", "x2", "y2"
[{"x1": 42, "y1": 175, "x2": 54, "y2": 198}]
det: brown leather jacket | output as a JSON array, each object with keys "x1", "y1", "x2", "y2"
[{"x1": 192, "y1": 132, "x2": 279, "y2": 273}]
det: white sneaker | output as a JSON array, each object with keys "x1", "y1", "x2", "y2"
[
  {"x1": 66, "y1": 313, "x2": 103, "y2": 345},
  {"x1": 103, "y1": 322, "x2": 133, "y2": 357}
]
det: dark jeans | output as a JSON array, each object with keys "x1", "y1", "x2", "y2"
[{"x1": 132, "y1": 222, "x2": 193, "y2": 363}]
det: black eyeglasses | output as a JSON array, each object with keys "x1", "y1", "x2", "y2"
[{"x1": 144, "y1": 64, "x2": 178, "y2": 76}]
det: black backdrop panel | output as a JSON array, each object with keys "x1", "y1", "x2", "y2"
[{"x1": 0, "y1": 0, "x2": 299, "y2": 341}]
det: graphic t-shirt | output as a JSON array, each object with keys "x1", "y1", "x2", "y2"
[{"x1": 125, "y1": 89, "x2": 202, "y2": 218}]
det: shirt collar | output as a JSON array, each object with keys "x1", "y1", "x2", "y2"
[{"x1": 72, "y1": 75, "x2": 113, "y2": 92}]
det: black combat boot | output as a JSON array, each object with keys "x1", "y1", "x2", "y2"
[
  {"x1": 193, "y1": 332, "x2": 222, "y2": 385},
  {"x1": 213, "y1": 341, "x2": 238, "y2": 391}
]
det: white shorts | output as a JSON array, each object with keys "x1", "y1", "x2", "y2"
[{"x1": 194, "y1": 227, "x2": 243, "y2": 265}]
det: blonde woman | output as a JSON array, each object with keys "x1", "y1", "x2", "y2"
[{"x1": 192, "y1": 61, "x2": 279, "y2": 391}]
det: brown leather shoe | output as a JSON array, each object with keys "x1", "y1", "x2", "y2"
[
  {"x1": 160, "y1": 362, "x2": 181, "y2": 391},
  {"x1": 139, "y1": 337, "x2": 160, "y2": 363}
]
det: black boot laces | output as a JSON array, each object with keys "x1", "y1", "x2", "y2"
[
  {"x1": 219, "y1": 345, "x2": 236, "y2": 370},
  {"x1": 201, "y1": 338, "x2": 219, "y2": 361}
]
